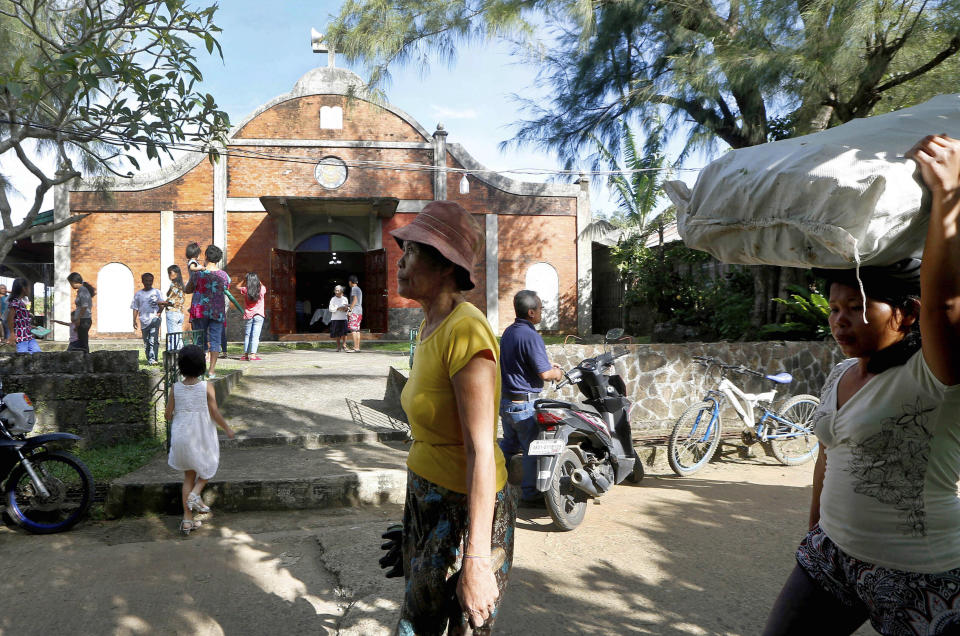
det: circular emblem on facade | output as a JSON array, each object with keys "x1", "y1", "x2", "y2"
[{"x1": 314, "y1": 156, "x2": 348, "y2": 189}]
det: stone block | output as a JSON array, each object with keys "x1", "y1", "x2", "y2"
[
  {"x1": 91, "y1": 350, "x2": 139, "y2": 373},
  {"x1": 45, "y1": 399, "x2": 89, "y2": 430},
  {"x1": 85, "y1": 399, "x2": 151, "y2": 425},
  {"x1": 82, "y1": 422, "x2": 151, "y2": 447}
]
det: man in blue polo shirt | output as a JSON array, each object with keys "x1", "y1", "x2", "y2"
[{"x1": 499, "y1": 290, "x2": 564, "y2": 504}]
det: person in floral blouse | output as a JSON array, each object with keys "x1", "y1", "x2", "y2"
[
  {"x1": 2, "y1": 278, "x2": 40, "y2": 354},
  {"x1": 185, "y1": 245, "x2": 230, "y2": 379},
  {"x1": 161, "y1": 265, "x2": 186, "y2": 349}
]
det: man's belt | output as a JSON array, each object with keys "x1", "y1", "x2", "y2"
[{"x1": 506, "y1": 391, "x2": 540, "y2": 402}]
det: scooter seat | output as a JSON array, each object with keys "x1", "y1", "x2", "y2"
[{"x1": 765, "y1": 372, "x2": 793, "y2": 384}]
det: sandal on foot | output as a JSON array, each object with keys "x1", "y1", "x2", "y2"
[
  {"x1": 187, "y1": 492, "x2": 211, "y2": 514},
  {"x1": 179, "y1": 519, "x2": 202, "y2": 535}
]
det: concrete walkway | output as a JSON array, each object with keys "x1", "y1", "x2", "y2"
[
  {"x1": 107, "y1": 349, "x2": 412, "y2": 517},
  {"x1": 214, "y1": 349, "x2": 409, "y2": 442}
]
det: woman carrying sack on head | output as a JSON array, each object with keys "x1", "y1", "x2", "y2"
[{"x1": 764, "y1": 135, "x2": 960, "y2": 635}]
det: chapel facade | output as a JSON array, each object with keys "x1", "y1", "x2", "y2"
[{"x1": 51, "y1": 61, "x2": 592, "y2": 342}]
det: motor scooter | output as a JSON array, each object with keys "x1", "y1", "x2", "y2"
[
  {"x1": 531, "y1": 329, "x2": 643, "y2": 530},
  {"x1": 0, "y1": 377, "x2": 93, "y2": 533}
]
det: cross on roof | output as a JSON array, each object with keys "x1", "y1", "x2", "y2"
[{"x1": 311, "y1": 28, "x2": 336, "y2": 68}]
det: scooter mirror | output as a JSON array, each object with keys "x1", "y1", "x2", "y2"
[{"x1": 604, "y1": 328, "x2": 624, "y2": 342}]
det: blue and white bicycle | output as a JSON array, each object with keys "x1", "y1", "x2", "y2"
[{"x1": 667, "y1": 356, "x2": 820, "y2": 476}]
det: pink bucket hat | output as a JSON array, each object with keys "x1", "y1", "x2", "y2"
[{"x1": 389, "y1": 201, "x2": 481, "y2": 290}]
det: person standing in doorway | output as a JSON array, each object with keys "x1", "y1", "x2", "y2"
[
  {"x1": 327, "y1": 285, "x2": 349, "y2": 351},
  {"x1": 498, "y1": 290, "x2": 564, "y2": 505},
  {"x1": 66, "y1": 272, "x2": 95, "y2": 353},
  {"x1": 131, "y1": 273, "x2": 163, "y2": 365},
  {"x1": 345, "y1": 274, "x2": 363, "y2": 352},
  {"x1": 184, "y1": 245, "x2": 230, "y2": 379}
]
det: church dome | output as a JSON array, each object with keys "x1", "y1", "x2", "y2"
[{"x1": 292, "y1": 66, "x2": 368, "y2": 97}]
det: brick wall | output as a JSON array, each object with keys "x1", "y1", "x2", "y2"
[
  {"x1": 445, "y1": 153, "x2": 577, "y2": 216},
  {"x1": 71, "y1": 212, "x2": 164, "y2": 337},
  {"x1": 234, "y1": 95, "x2": 428, "y2": 142},
  {"x1": 498, "y1": 215, "x2": 578, "y2": 333},
  {"x1": 72, "y1": 161, "x2": 214, "y2": 211},
  {"x1": 227, "y1": 147, "x2": 434, "y2": 200}
]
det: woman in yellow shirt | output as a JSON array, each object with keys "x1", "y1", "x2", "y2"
[{"x1": 390, "y1": 200, "x2": 515, "y2": 634}]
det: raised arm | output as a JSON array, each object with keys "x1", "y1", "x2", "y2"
[
  {"x1": 452, "y1": 350, "x2": 499, "y2": 628},
  {"x1": 907, "y1": 135, "x2": 960, "y2": 385}
]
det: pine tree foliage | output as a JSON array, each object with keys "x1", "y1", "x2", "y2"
[{"x1": 329, "y1": 0, "x2": 960, "y2": 166}]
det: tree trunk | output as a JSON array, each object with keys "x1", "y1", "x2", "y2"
[{"x1": 751, "y1": 265, "x2": 780, "y2": 327}]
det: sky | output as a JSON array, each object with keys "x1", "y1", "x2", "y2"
[{"x1": 2, "y1": 0, "x2": 712, "y2": 223}]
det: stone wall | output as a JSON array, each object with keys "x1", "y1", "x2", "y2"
[
  {"x1": 0, "y1": 351, "x2": 153, "y2": 447},
  {"x1": 546, "y1": 341, "x2": 843, "y2": 434}
]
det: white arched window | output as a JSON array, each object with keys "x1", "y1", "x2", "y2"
[
  {"x1": 319, "y1": 105, "x2": 343, "y2": 130},
  {"x1": 525, "y1": 262, "x2": 560, "y2": 330},
  {"x1": 97, "y1": 262, "x2": 134, "y2": 332}
]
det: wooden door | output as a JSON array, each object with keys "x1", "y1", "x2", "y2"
[
  {"x1": 364, "y1": 248, "x2": 387, "y2": 333},
  {"x1": 270, "y1": 248, "x2": 296, "y2": 334}
]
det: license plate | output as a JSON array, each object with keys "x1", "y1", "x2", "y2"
[{"x1": 528, "y1": 439, "x2": 565, "y2": 456}]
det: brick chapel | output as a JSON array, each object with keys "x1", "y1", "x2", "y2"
[{"x1": 50, "y1": 51, "x2": 593, "y2": 342}]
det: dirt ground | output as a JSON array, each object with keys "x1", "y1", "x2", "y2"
[{"x1": 0, "y1": 457, "x2": 878, "y2": 635}]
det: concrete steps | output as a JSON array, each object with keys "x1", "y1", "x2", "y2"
[{"x1": 105, "y1": 441, "x2": 410, "y2": 518}]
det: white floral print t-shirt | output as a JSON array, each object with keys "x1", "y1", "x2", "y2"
[{"x1": 814, "y1": 351, "x2": 960, "y2": 572}]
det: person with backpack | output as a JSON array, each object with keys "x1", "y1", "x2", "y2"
[{"x1": 238, "y1": 272, "x2": 267, "y2": 361}]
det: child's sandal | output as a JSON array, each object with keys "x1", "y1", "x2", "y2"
[
  {"x1": 179, "y1": 519, "x2": 201, "y2": 535},
  {"x1": 187, "y1": 492, "x2": 211, "y2": 514}
]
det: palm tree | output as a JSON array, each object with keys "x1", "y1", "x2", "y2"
[{"x1": 591, "y1": 119, "x2": 669, "y2": 236}]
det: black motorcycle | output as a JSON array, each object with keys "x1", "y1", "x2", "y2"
[
  {"x1": 531, "y1": 330, "x2": 643, "y2": 530},
  {"x1": 0, "y1": 378, "x2": 94, "y2": 533}
]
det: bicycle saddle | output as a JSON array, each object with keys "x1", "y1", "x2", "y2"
[{"x1": 765, "y1": 372, "x2": 793, "y2": 384}]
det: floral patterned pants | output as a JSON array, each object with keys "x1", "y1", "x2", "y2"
[{"x1": 396, "y1": 470, "x2": 517, "y2": 636}]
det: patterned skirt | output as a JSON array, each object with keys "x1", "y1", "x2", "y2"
[
  {"x1": 797, "y1": 524, "x2": 960, "y2": 635},
  {"x1": 396, "y1": 469, "x2": 517, "y2": 636}
]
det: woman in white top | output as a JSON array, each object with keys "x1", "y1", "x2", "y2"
[
  {"x1": 764, "y1": 135, "x2": 960, "y2": 635},
  {"x1": 328, "y1": 285, "x2": 350, "y2": 352}
]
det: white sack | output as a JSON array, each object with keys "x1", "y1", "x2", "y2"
[{"x1": 664, "y1": 94, "x2": 960, "y2": 268}]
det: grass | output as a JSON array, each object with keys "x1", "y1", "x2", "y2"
[{"x1": 76, "y1": 437, "x2": 165, "y2": 483}]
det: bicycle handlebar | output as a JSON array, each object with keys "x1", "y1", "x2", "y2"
[{"x1": 692, "y1": 355, "x2": 768, "y2": 380}]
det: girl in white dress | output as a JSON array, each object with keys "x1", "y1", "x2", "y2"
[{"x1": 165, "y1": 344, "x2": 235, "y2": 535}]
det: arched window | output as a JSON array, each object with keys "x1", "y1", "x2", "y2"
[
  {"x1": 525, "y1": 262, "x2": 560, "y2": 330},
  {"x1": 295, "y1": 233, "x2": 362, "y2": 252},
  {"x1": 97, "y1": 263, "x2": 134, "y2": 332},
  {"x1": 319, "y1": 106, "x2": 343, "y2": 130}
]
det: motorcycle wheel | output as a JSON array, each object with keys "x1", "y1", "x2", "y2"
[
  {"x1": 770, "y1": 394, "x2": 820, "y2": 466},
  {"x1": 5, "y1": 450, "x2": 94, "y2": 534},
  {"x1": 668, "y1": 401, "x2": 722, "y2": 477},
  {"x1": 545, "y1": 449, "x2": 588, "y2": 532}
]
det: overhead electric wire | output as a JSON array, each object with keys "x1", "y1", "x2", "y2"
[{"x1": 0, "y1": 118, "x2": 703, "y2": 177}]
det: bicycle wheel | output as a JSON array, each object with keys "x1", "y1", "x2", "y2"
[
  {"x1": 770, "y1": 394, "x2": 820, "y2": 466},
  {"x1": 668, "y1": 401, "x2": 722, "y2": 476},
  {"x1": 5, "y1": 450, "x2": 94, "y2": 534}
]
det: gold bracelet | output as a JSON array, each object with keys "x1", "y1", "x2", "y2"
[{"x1": 463, "y1": 553, "x2": 490, "y2": 559}]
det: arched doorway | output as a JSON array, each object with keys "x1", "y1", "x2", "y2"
[
  {"x1": 97, "y1": 262, "x2": 134, "y2": 332},
  {"x1": 525, "y1": 262, "x2": 560, "y2": 331},
  {"x1": 294, "y1": 233, "x2": 363, "y2": 332}
]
